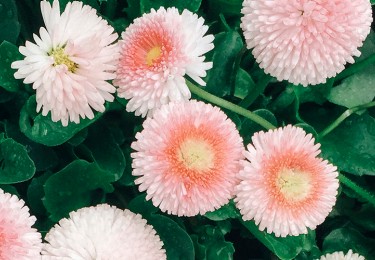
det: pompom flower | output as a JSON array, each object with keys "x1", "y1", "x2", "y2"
[
  {"x1": 114, "y1": 7, "x2": 214, "y2": 117},
  {"x1": 0, "y1": 188, "x2": 42, "y2": 259},
  {"x1": 12, "y1": 0, "x2": 118, "y2": 126},
  {"x1": 320, "y1": 250, "x2": 365, "y2": 260},
  {"x1": 42, "y1": 204, "x2": 166, "y2": 259},
  {"x1": 235, "y1": 125, "x2": 339, "y2": 237},
  {"x1": 241, "y1": 0, "x2": 373, "y2": 86},
  {"x1": 131, "y1": 100, "x2": 244, "y2": 216}
]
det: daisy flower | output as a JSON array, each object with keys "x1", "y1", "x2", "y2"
[
  {"x1": 12, "y1": 0, "x2": 119, "y2": 126},
  {"x1": 320, "y1": 250, "x2": 365, "y2": 260},
  {"x1": 235, "y1": 125, "x2": 339, "y2": 237},
  {"x1": 42, "y1": 204, "x2": 166, "y2": 260},
  {"x1": 0, "y1": 188, "x2": 42, "y2": 259},
  {"x1": 131, "y1": 100, "x2": 244, "y2": 216},
  {"x1": 241, "y1": 0, "x2": 373, "y2": 86},
  {"x1": 114, "y1": 7, "x2": 214, "y2": 117}
]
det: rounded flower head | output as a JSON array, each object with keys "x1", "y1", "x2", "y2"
[
  {"x1": 0, "y1": 188, "x2": 42, "y2": 259},
  {"x1": 235, "y1": 125, "x2": 339, "y2": 237},
  {"x1": 42, "y1": 204, "x2": 166, "y2": 260},
  {"x1": 12, "y1": 0, "x2": 119, "y2": 126},
  {"x1": 131, "y1": 100, "x2": 244, "y2": 216},
  {"x1": 241, "y1": 0, "x2": 373, "y2": 86},
  {"x1": 114, "y1": 7, "x2": 214, "y2": 117},
  {"x1": 320, "y1": 250, "x2": 365, "y2": 260}
]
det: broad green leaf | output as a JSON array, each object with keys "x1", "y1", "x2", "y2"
[
  {"x1": 0, "y1": 41, "x2": 22, "y2": 92},
  {"x1": 0, "y1": 0, "x2": 20, "y2": 44},
  {"x1": 19, "y1": 95, "x2": 105, "y2": 146},
  {"x1": 192, "y1": 225, "x2": 234, "y2": 260},
  {"x1": 27, "y1": 171, "x2": 53, "y2": 217},
  {"x1": 5, "y1": 121, "x2": 58, "y2": 171},
  {"x1": 83, "y1": 123, "x2": 125, "y2": 180},
  {"x1": 0, "y1": 137, "x2": 35, "y2": 184},
  {"x1": 205, "y1": 200, "x2": 240, "y2": 221},
  {"x1": 43, "y1": 160, "x2": 116, "y2": 221},
  {"x1": 320, "y1": 114, "x2": 375, "y2": 176},
  {"x1": 327, "y1": 66, "x2": 375, "y2": 112},
  {"x1": 205, "y1": 31, "x2": 243, "y2": 97},
  {"x1": 322, "y1": 228, "x2": 375, "y2": 259},
  {"x1": 241, "y1": 220, "x2": 315, "y2": 260},
  {"x1": 127, "y1": 193, "x2": 159, "y2": 217},
  {"x1": 234, "y1": 68, "x2": 255, "y2": 99},
  {"x1": 149, "y1": 214, "x2": 195, "y2": 260},
  {"x1": 140, "y1": 0, "x2": 202, "y2": 13}
]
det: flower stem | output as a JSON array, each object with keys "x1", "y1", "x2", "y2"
[
  {"x1": 187, "y1": 80, "x2": 277, "y2": 130},
  {"x1": 339, "y1": 173, "x2": 375, "y2": 208},
  {"x1": 318, "y1": 101, "x2": 375, "y2": 138}
]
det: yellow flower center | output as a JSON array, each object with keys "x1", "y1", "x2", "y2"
[
  {"x1": 178, "y1": 138, "x2": 214, "y2": 171},
  {"x1": 146, "y1": 46, "x2": 162, "y2": 66},
  {"x1": 276, "y1": 168, "x2": 312, "y2": 202},
  {"x1": 50, "y1": 47, "x2": 78, "y2": 72}
]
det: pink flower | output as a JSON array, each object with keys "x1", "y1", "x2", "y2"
[
  {"x1": 12, "y1": 0, "x2": 118, "y2": 126},
  {"x1": 0, "y1": 189, "x2": 42, "y2": 259},
  {"x1": 114, "y1": 7, "x2": 214, "y2": 117},
  {"x1": 235, "y1": 125, "x2": 339, "y2": 237},
  {"x1": 241, "y1": 0, "x2": 373, "y2": 86},
  {"x1": 320, "y1": 250, "x2": 365, "y2": 260},
  {"x1": 131, "y1": 100, "x2": 244, "y2": 216},
  {"x1": 42, "y1": 204, "x2": 166, "y2": 259}
]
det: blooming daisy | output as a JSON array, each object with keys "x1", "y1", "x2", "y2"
[
  {"x1": 114, "y1": 7, "x2": 214, "y2": 117},
  {"x1": 235, "y1": 125, "x2": 339, "y2": 237},
  {"x1": 12, "y1": 0, "x2": 118, "y2": 126},
  {"x1": 241, "y1": 0, "x2": 373, "y2": 86},
  {"x1": 320, "y1": 250, "x2": 365, "y2": 260},
  {"x1": 0, "y1": 188, "x2": 42, "y2": 259},
  {"x1": 131, "y1": 100, "x2": 244, "y2": 216},
  {"x1": 42, "y1": 204, "x2": 166, "y2": 260}
]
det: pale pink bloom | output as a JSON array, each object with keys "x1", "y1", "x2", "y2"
[
  {"x1": 42, "y1": 204, "x2": 166, "y2": 260},
  {"x1": 0, "y1": 188, "x2": 42, "y2": 259},
  {"x1": 12, "y1": 0, "x2": 118, "y2": 126},
  {"x1": 241, "y1": 0, "x2": 373, "y2": 86},
  {"x1": 320, "y1": 250, "x2": 365, "y2": 260},
  {"x1": 131, "y1": 100, "x2": 244, "y2": 216},
  {"x1": 235, "y1": 125, "x2": 339, "y2": 237},
  {"x1": 114, "y1": 7, "x2": 214, "y2": 117}
]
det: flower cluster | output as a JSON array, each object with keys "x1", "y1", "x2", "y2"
[{"x1": 7, "y1": 0, "x2": 374, "y2": 258}]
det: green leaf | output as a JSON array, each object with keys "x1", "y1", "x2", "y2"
[
  {"x1": 19, "y1": 95, "x2": 105, "y2": 146},
  {"x1": 149, "y1": 214, "x2": 195, "y2": 260},
  {"x1": 83, "y1": 123, "x2": 125, "y2": 180},
  {"x1": 0, "y1": 0, "x2": 20, "y2": 44},
  {"x1": 140, "y1": 0, "x2": 202, "y2": 13},
  {"x1": 43, "y1": 160, "x2": 116, "y2": 221},
  {"x1": 192, "y1": 225, "x2": 234, "y2": 260},
  {"x1": 0, "y1": 41, "x2": 22, "y2": 92},
  {"x1": 127, "y1": 193, "x2": 159, "y2": 217},
  {"x1": 240, "y1": 109, "x2": 277, "y2": 144},
  {"x1": 322, "y1": 228, "x2": 375, "y2": 259},
  {"x1": 234, "y1": 68, "x2": 255, "y2": 99},
  {"x1": 241, "y1": 220, "x2": 315, "y2": 260},
  {"x1": 207, "y1": 0, "x2": 242, "y2": 17},
  {"x1": 205, "y1": 31, "x2": 244, "y2": 97},
  {"x1": 205, "y1": 200, "x2": 240, "y2": 221},
  {"x1": 0, "y1": 137, "x2": 35, "y2": 184},
  {"x1": 320, "y1": 114, "x2": 375, "y2": 176},
  {"x1": 327, "y1": 66, "x2": 375, "y2": 113}
]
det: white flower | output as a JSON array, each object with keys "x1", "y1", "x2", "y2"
[
  {"x1": 12, "y1": 0, "x2": 119, "y2": 126},
  {"x1": 42, "y1": 204, "x2": 166, "y2": 260},
  {"x1": 320, "y1": 250, "x2": 365, "y2": 260}
]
